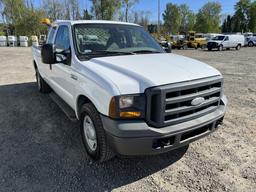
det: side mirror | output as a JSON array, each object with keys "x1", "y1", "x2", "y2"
[
  {"x1": 167, "y1": 42, "x2": 172, "y2": 53},
  {"x1": 41, "y1": 43, "x2": 56, "y2": 64},
  {"x1": 56, "y1": 47, "x2": 71, "y2": 65}
]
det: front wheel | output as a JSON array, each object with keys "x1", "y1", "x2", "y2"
[
  {"x1": 80, "y1": 103, "x2": 114, "y2": 162},
  {"x1": 248, "y1": 42, "x2": 254, "y2": 47},
  {"x1": 218, "y1": 45, "x2": 224, "y2": 51},
  {"x1": 201, "y1": 44, "x2": 206, "y2": 49}
]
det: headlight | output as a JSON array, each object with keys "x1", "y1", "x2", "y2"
[
  {"x1": 119, "y1": 96, "x2": 134, "y2": 109},
  {"x1": 109, "y1": 94, "x2": 145, "y2": 119}
]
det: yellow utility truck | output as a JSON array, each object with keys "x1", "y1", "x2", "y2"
[{"x1": 187, "y1": 31, "x2": 207, "y2": 49}]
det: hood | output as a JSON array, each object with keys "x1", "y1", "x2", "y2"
[
  {"x1": 208, "y1": 40, "x2": 222, "y2": 44},
  {"x1": 83, "y1": 53, "x2": 221, "y2": 94}
]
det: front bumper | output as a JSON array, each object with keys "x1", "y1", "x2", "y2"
[
  {"x1": 101, "y1": 95, "x2": 227, "y2": 156},
  {"x1": 207, "y1": 43, "x2": 220, "y2": 49}
]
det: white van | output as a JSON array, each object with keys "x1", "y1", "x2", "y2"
[{"x1": 207, "y1": 34, "x2": 245, "y2": 51}]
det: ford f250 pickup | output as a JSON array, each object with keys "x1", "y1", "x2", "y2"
[{"x1": 32, "y1": 20, "x2": 227, "y2": 162}]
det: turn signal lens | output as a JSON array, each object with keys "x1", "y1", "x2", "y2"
[
  {"x1": 120, "y1": 111, "x2": 142, "y2": 118},
  {"x1": 109, "y1": 97, "x2": 116, "y2": 118}
]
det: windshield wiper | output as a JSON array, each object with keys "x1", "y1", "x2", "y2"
[
  {"x1": 131, "y1": 50, "x2": 162, "y2": 54},
  {"x1": 89, "y1": 50, "x2": 135, "y2": 55},
  {"x1": 78, "y1": 50, "x2": 161, "y2": 60}
]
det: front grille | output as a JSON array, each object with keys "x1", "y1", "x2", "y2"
[
  {"x1": 145, "y1": 76, "x2": 223, "y2": 128},
  {"x1": 207, "y1": 42, "x2": 218, "y2": 47}
]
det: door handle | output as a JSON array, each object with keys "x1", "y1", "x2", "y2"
[{"x1": 71, "y1": 74, "x2": 78, "y2": 80}]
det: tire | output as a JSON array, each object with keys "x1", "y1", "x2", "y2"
[
  {"x1": 80, "y1": 103, "x2": 114, "y2": 162},
  {"x1": 236, "y1": 44, "x2": 241, "y2": 50},
  {"x1": 208, "y1": 48, "x2": 212, "y2": 51},
  {"x1": 218, "y1": 45, "x2": 224, "y2": 51},
  {"x1": 201, "y1": 44, "x2": 206, "y2": 49},
  {"x1": 35, "y1": 68, "x2": 51, "y2": 93},
  {"x1": 248, "y1": 41, "x2": 254, "y2": 47}
]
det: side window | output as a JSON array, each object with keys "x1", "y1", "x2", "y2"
[
  {"x1": 54, "y1": 25, "x2": 70, "y2": 51},
  {"x1": 47, "y1": 27, "x2": 57, "y2": 44}
]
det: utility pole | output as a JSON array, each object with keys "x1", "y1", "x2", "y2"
[{"x1": 157, "y1": 0, "x2": 160, "y2": 34}]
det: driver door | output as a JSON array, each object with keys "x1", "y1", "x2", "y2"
[
  {"x1": 223, "y1": 36, "x2": 230, "y2": 48},
  {"x1": 50, "y1": 25, "x2": 75, "y2": 108}
]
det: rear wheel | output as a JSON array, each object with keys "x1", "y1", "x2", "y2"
[
  {"x1": 80, "y1": 103, "x2": 114, "y2": 162},
  {"x1": 236, "y1": 44, "x2": 241, "y2": 50},
  {"x1": 35, "y1": 68, "x2": 51, "y2": 93}
]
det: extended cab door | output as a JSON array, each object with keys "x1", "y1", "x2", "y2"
[{"x1": 50, "y1": 25, "x2": 75, "y2": 108}]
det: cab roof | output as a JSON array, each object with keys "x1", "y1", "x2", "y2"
[{"x1": 53, "y1": 20, "x2": 140, "y2": 27}]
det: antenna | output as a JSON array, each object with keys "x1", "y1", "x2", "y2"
[{"x1": 158, "y1": 0, "x2": 160, "y2": 34}]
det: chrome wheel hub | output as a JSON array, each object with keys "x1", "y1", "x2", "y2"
[{"x1": 83, "y1": 115, "x2": 97, "y2": 151}]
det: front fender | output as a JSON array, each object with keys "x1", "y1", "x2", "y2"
[{"x1": 72, "y1": 71, "x2": 120, "y2": 119}]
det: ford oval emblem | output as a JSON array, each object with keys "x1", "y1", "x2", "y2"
[{"x1": 191, "y1": 97, "x2": 205, "y2": 106}]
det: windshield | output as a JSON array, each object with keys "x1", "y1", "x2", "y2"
[
  {"x1": 212, "y1": 36, "x2": 225, "y2": 41},
  {"x1": 73, "y1": 24, "x2": 164, "y2": 59}
]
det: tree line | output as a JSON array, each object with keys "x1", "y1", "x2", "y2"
[
  {"x1": 0, "y1": 0, "x2": 144, "y2": 36},
  {"x1": 222, "y1": 0, "x2": 256, "y2": 33},
  {"x1": 162, "y1": 0, "x2": 256, "y2": 35},
  {"x1": 162, "y1": 1, "x2": 222, "y2": 34},
  {"x1": 0, "y1": 0, "x2": 256, "y2": 36}
]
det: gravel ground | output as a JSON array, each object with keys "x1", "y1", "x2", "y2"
[{"x1": 0, "y1": 47, "x2": 255, "y2": 192}]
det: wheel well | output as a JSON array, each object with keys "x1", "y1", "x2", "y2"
[{"x1": 77, "y1": 95, "x2": 92, "y2": 118}]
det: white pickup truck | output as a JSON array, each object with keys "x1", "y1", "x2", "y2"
[{"x1": 32, "y1": 20, "x2": 227, "y2": 162}]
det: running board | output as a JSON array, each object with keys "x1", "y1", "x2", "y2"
[{"x1": 49, "y1": 92, "x2": 78, "y2": 122}]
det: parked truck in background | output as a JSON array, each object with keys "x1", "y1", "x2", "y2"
[
  {"x1": 170, "y1": 35, "x2": 188, "y2": 50},
  {"x1": 187, "y1": 31, "x2": 207, "y2": 49},
  {"x1": 32, "y1": 20, "x2": 227, "y2": 162},
  {"x1": 39, "y1": 35, "x2": 47, "y2": 45},
  {"x1": 245, "y1": 36, "x2": 256, "y2": 47}
]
